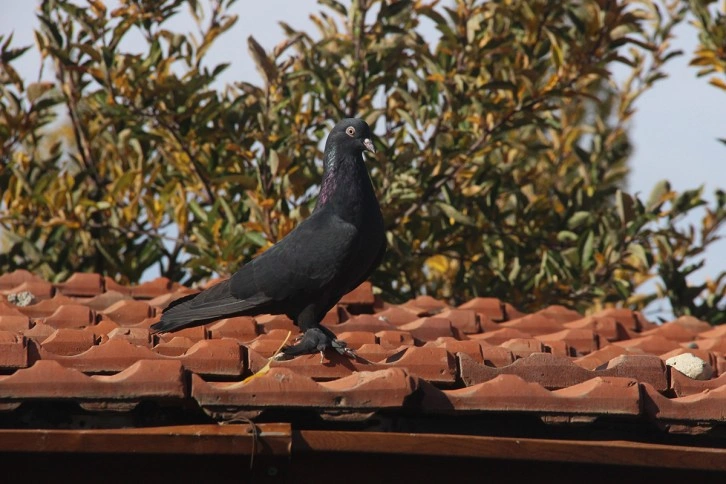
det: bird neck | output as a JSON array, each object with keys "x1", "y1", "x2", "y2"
[{"x1": 316, "y1": 151, "x2": 373, "y2": 218}]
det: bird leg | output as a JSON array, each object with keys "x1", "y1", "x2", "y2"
[{"x1": 279, "y1": 326, "x2": 358, "y2": 362}]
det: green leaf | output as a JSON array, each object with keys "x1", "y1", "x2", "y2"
[
  {"x1": 580, "y1": 231, "x2": 594, "y2": 268},
  {"x1": 628, "y1": 243, "x2": 649, "y2": 267},
  {"x1": 437, "y1": 202, "x2": 475, "y2": 226},
  {"x1": 567, "y1": 211, "x2": 591, "y2": 229},
  {"x1": 557, "y1": 231, "x2": 578, "y2": 242}
]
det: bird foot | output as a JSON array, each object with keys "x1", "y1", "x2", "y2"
[{"x1": 275, "y1": 327, "x2": 357, "y2": 362}]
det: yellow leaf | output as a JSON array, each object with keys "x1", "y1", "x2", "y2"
[
  {"x1": 708, "y1": 77, "x2": 726, "y2": 91},
  {"x1": 462, "y1": 185, "x2": 483, "y2": 197},
  {"x1": 426, "y1": 254, "x2": 450, "y2": 275},
  {"x1": 241, "y1": 331, "x2": 291, "y2": 383}
]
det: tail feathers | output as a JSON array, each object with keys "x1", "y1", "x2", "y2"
[
  {"x1": 161, "y1": 292, "x2": 199, "y2": 313},
  {"x1": 150, "y1": 287, "x2": 272, "y2": 334}
]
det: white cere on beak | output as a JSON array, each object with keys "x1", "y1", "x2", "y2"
[{"x1": 363, "y1": 138, "x2": 375, "y2": 154}]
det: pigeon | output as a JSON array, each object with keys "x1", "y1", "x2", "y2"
[{"x1": 150, "y1": 118, "x2": 385, "y2": 360}]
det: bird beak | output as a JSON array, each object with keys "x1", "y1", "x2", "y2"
[{"x1": 363, "y1": 138, "x2": 375, "y2": 154}]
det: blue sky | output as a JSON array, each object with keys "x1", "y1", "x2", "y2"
[{"x1": 2, "y1": 1, "x2": 724, "y2": 318}]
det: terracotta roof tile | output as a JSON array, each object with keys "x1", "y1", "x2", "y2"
[
  {"x1": 535, "y1": 328, "x2": 598, "y2": 355},
  {"x1": 0, "y1": 301, "x2": 26, "y2": 317},
  {"x1": 54, "y1": 272, "x2": 104, "y2": 297},
  {"x1": 693, "y1": 337, "x2": 726, "y2": 354},
  {"x1": 501, "y1": 314, "x2": 566, "y2": 335},
  {"x1": 401, "y1": 294, "x2": 450, "y2": 314},
  {"x1": 338, "y1": 281, "x2": 375, "y2": 306},
  {"x1": 256, "y1": 314, "x2": 298, "y2": 334},
  {"x1": 659, "y1": 348, "x2": 720, "y2": 372},
  {"x1": 459, "y1": 352, "x2": 667, "y2": 391},
  {"x1": 641, "y1": 322, "x2": 699, "y2": 342},
  {"x1": 434, "y1": 308, "x2": 481, "y2": 334},
  {"x1": 246, "y1": 334, "x2": 289, "y2": 359},
  {"x1": 153, "y1": 336, "x2": 196, "y2": 357},
  {"x1": 83, "y1": 290, "x2": 132, "y2": 312},
  {"x1": 0, "y1": 269, "x2": 45, "y2": 290},
  {"x1": 718, "y1": 355, "x2": 726, "y2": 376},
  {"x1": 321, "y1": 305, "x2": 349, "y2": 325},
  {"x1": 126, "y1": 277, "x2": 177, "y2": 299},
  {"x1": 102, "y1": 277, "x2": 134, "y2": 296},
  {"x1": 1, "y1": 269, "x2": 725, "y2": 442},
  {"x1": 15, "y1": 297, "x2": 68, "y2": 318},
  {"x1": 375, "y1": 330, "x2": 415, "y2": 348},
  {"x1": 643, "y1": 382, "x2": 726, "y2": 423},
  {"x1": 100, "y1": 299, "x2": 154, "y2": 326},
  {"x1": 424, "y1": 338, "x2": 485, "y2": 362},
  {"x1": 177, "y1": 339, "x2": 245, "y2": 376},
  {"x1": 499, "y1": 338, "x2": 548, "y2": 358},
  {"x1": 470, "y1": 327, "x2": 532, "y2": 345},
  {"x1": 397, "y1": 317, "x2": 457, "y2": 341},
  {"x1": 0, "y1": 314, "x2": 32, "y2": 332},
  {"x1": 1, "y1": 280, "x2": 55, "y2": 300},
  {"x1": 206, "y1": 316, "x2": 257, "y2": 342},
  {"x1": 423, "y1": 375, "x2": 640, "y2": 415},
  {"x1": 542, "y1": 340, "x2": 574, "y2": 357},
  {"x1": 83, "y1": 319, "x2": 120, "y2": 336},
  {"x1": 697, "y1": 324, "x2": 726, "y2": 340},
  {"x1": 355, "y1": 343, "x2": 401, "y2": 362},
  {"x1": 192, "y1": 367, "x2": 415, "y2": 417},
  {"x1": 373, "y1": 306, "x2": 420, "y2": 325},
  {"x1": 669, "y1": 315, "x2": 714, "y2": 335},
  {"x1": 34, "y1": 338, "x2": 161, "y2": 373},
  {"x1": 0, "y1": 359, "x2": 185, "y2": 410},
  {"x1": 595, "y1": 308, "x2": 656, "y2": 333},
  {"x1": 23, "y1": 321, "x2": 56, "y2": 341},
  {"x1": 532, "y1": 305, "x2": 583, "y2": 324},
  {"x1": 107, "y1": 327, "x2": 152, "y2": 347},
  {"x1": 146, "y1": 289, "x2": 198, "y2": 311},
  {"x1": 155, "y1": 325, "x2": 206, "y2": 343},
  {"x1": 564, "y1": 316, "x2": 628, "y2": 343},
  {"x1": 269, "y1": 346, "x2": 457, "y2": 384},
  {"x1": 477, "y1": 313, "x2": 505, "y2": 332},
  {"x1": 0, "y1": 331, "x2": 28, "y2": 370},
  {"x1": 35, "y1": 337, "x2": 243, "y2": 377},
  {"x1": 40, "y1": 328, "x2": 97, "y2": 356},
  {"x1": 40, "y1": 304, "x2": 96, "y2": 329},
  {"x1": 574, "y1": 345, "x2": 630, "y2": 370},
  {"x1": 330, "y1": 314, "x2": 397, "y2": 334},
  {"x1": 480, "y1": 346, "x2": 516, "y2": 367},
  {"x1": 670, "y1": 370, "x2": 726, "y2": 397},
  {"x1": 336, "y1": 331, "x2": 377, "y2": 349},
  {"x1": 457, "y1": 297, "x2": 525, "y2": 321}
]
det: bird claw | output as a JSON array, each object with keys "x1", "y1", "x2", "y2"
[
  {"x1": 335, "y1": 345, "x2": 358, "y2": 359},
  {"x1": 279, "y1": 327, "x2": 364, "y2": 364},
  {"x1": 272, "y1": 352, "x2": 294, "y2": 362}
]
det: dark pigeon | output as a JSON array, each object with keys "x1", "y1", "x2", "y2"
[{"x1": 150, "y1": 118, "x2": 385, "y2": 359}]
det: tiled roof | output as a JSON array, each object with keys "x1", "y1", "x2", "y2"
[{"x1": 1, "y1": 269, "x2": 725, "y2": 474}]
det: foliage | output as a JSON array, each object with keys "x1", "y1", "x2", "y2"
[
  {"x1": 690, "y1": 0, "x2": 726, "y2": 96},
  {"x1": 0, "y1": 0, "x2": 724, "y2": 323}
]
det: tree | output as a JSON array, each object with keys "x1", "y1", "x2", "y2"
[{"x1": 1, "y1": 0, "x2": 724, "y2": 323}]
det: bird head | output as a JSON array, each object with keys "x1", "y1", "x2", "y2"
[{"x1": 326, "y1": 118, "x2": 376, "y2": 156}]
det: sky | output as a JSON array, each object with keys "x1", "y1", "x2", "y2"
[{"x1": 1, "y1": 1, "x2": 724, "y2": 318}]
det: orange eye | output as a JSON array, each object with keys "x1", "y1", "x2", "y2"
[{"x1": 346, "y1": 126, "x2": 356, "y2": 136}]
